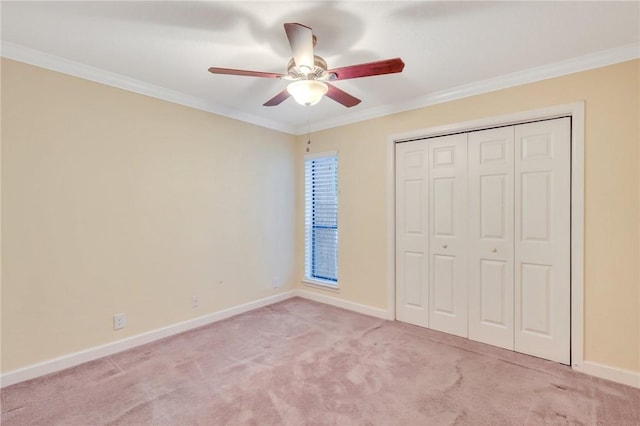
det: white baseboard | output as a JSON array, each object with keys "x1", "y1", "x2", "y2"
[
  {"x1": 582, "y1": 361, "x2": 640, "y2": 389},
  {"x1": 1, "y1": 290, "x2": 296, "y2": 388},
  {"x1": 295, "y1": 289, "x2": 393, "y2": 320}
]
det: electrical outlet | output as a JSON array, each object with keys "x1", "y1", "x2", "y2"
[
  {"x1": 113, "y1": 313, "x2": 126, "y2": 330},
  {"x1": 192, "y1": 295, "x2": 200, "y2": 308},
  {"x1": 272, "y1": 277, "x2": 281, "y2": 288}
]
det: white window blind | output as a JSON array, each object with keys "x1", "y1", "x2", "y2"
[{"x1": 304, "y1": 153, "x2": 338, "y2": 285}]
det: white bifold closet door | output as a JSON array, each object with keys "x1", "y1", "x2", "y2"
[
  {"x1": 514, "y1": 118, "x2": 571, "y2": 365},
  {"x1": 467, "y1": 127, "x2": 515, "y2": 350},
  {"x1": 428, "y1": 134, "x2": 468, "y2": 337},
  {"x1": 395, "y1": 140, "x2": 429, "y2": 327},
  {"x1": 395, "y1": 117, "x2": 571, "y2": 365},
  {"x1": 467, "y1": 119, "x2": 570, "y2": 363}
]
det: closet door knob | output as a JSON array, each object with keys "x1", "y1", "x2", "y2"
[
  {"x1": 491, "y1": 248, "x2": 497, "y2": 253},
  {"x1": 442, "y1": 244, "x2": 448, "y2": 249}
]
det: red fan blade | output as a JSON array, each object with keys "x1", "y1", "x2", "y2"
[
  {"x1": 325, "y1": 83, "x2": 361, "y2": 108},
  {"x1": 284, "y1": 23, "x2": 314, "y2": 70},
  {"x1": 263, "y1": 88, "x2": 291, "y2": 106},
  {"x1": 328, "y1": 58, "x2": 405, "y2": 80},
  {"x1": 208, "y1": 67, "x2": 285, "y2": 79}
]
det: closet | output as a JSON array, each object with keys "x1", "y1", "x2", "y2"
[{"x1": 395, "y1": 117, "x2": 570, "y2": 364}]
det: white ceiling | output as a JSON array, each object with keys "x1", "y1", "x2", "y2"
[{"x1": 2, "y1": 1, "x2": 639, "y2": 135}]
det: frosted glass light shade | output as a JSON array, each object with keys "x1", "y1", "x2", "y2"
[{"x1": 287, "y1": 80, "x2": 328, "y2": 106}]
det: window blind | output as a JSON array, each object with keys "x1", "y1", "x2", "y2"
[{"x1": 304, "y1": 154, "x2": 338, "y2": 284}]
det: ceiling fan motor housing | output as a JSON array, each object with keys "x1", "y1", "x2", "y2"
[{"x1": 287, "y1": 56, "x2": 332, "y2": 80}]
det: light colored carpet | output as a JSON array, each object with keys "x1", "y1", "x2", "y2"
[{"x1": 2, "y1": 297, "x2": 639, "y2": 425}]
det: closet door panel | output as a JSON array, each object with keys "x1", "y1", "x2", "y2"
[
  {"x1": 468, "y1": 127, "x2": 515, "y2": 350},
  {"x1": 479, "y1": 259, "x2": 509, "y2": 327},
  {"x1": 428, "y1": 134, "x2": 468, "y2": 337},
  {"x1": 395, "y1": 141, "x2": 429, "y2": 327},
  {"x1": 514, "y1": 118, "x2": 571, "y2": 364},
  {"x1": 433, "y1": 254, "x2": 455, "y2": 314}
]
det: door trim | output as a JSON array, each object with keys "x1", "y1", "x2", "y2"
[{"x1": 386, "y1": 102, "x2": 585, "y2": 372}]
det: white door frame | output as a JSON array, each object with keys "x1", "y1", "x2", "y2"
[{"x1": 386, "y1": 102, "x2": 585, "y2": 372}]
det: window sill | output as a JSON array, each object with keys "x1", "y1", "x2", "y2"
[{"x1": 302, "y1": 279, "x2": 339, "y2": 292}]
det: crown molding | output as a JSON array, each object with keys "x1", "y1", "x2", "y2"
[
  {"x1": 2, "y1": 41, "x2": 637, "y2": 136},
  {"x1": 296, "y1": 42, "x2": 640, "y2": 135},
  {"x1": 0, "y1": 41, "x2": 297, "y2": 135}
]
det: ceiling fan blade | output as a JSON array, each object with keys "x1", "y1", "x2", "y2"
[
  {"x1": 263, "y1": 88, "x2": 291, "y2": 106},
  {"x1": 284, "y1": 23, "x2": 315, "y2": 70},
  {"x1": 325, "y1": 83, "x2": 361, "y2": 108},
  {"x1": 328, "y1": 58, "x2": 405, "y2": 80},
  {"x1": 208, "y1": 67, "x2": 285, "y2": 79}
]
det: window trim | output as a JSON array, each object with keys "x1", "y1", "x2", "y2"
[{"x1": 302, "y1": 278, "x2": 340, "y2": 291}]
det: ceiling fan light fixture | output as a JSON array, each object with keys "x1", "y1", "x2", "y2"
[{"x1": 287, "y1": 80, "x2": 328, "y2": 106}]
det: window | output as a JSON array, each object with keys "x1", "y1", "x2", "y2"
[{"x1": 304, "y1": 152, "x2": 338, "y2": 286}]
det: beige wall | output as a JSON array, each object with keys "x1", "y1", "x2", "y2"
[
  {"x1": 296, "y1": 60, "x2": 640, "y2": 373},
  {"x1": 1, "y1": 59, "x2": 296, "y2": 372}
]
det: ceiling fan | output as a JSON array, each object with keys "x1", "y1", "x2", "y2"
[{"x1": 208, "y1": 23, "x2": 405, "y2": 108}]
